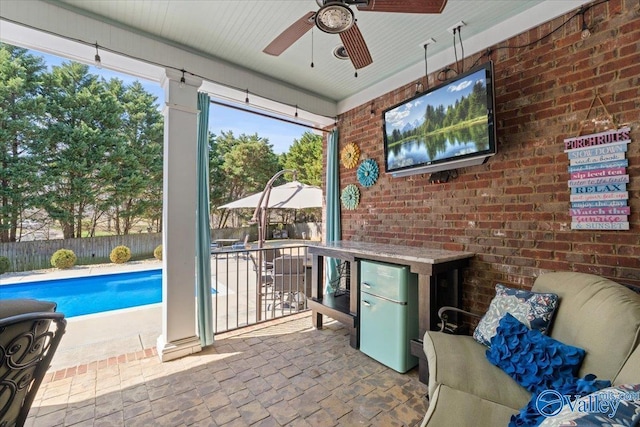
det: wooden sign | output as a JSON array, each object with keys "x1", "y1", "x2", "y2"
[{"x1": 564, "y1": 127, "x2": 631, "y2": 230}]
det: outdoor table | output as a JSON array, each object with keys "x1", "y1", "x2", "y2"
[{"x1": 215, "y1": 238, "x2": 240, "y2": 247}]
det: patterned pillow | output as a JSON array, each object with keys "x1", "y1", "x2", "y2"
[
  {"x1": 486, "y1": 313, "x2": 585, "y2": 394},
  {"x1": 538, "y1": 384, "x2": 640, "y2": 427},
  {"x1": 473, "y1": 283, "x2": 559, "y2": 347}
]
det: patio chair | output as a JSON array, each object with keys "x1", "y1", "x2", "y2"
[
  {"x1": 231, "y1": 235, "x2": 250, "y2": 258},
  {"x1": 262, "y1": 247, "x2": 280, "y2": 270},
  {"x1": 268, "y1": 255, "x2": 307, "y2": 317},
  {"x1": 0, "y1": 299, "x2": 66, "y2": 426},
  {"x1": 249, "y1": 252, "x2": 274, "y2": 286}
]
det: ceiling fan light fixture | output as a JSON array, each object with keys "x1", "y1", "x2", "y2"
[
  {"x1": 333, "y1": 45, "x2": 350, "y2": 60},
  {"x1": 315, "y1": 2, "x2": 354, "y2": 34}
]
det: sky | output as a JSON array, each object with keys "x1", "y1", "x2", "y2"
[{"x1": 31, "y1": 49, "x2": 309, "y2": 154}]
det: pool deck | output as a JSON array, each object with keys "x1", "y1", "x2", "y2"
[
  {"x1": 1, "y1": 260, "x2": 166, "y2": 372},
  {"x1": 1, "y1": 240, "x2": 312, "y2": 373}
]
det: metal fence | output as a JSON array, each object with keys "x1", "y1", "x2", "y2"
[{"x1": 210, "y1": 244, "x2": 311, "y2": 333}]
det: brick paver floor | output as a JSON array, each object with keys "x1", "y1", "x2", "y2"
[{"x1": 27, "y1": 312, "x2": 429, "y2": 426}]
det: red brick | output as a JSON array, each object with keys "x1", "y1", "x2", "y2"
[{"x1": 332, "y1": 0, "x2": 639, "y2": 314}]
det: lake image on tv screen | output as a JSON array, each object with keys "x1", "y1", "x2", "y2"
[{"x1": 385, "y1": 68, "x2": 490, "y2": 171}]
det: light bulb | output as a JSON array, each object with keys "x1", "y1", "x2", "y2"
[{"x1": 580, "y1": 9, "x2": 591, "y2": 40}]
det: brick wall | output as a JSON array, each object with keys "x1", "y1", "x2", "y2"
[{"x1": 330, "y1": 0, "x2": 640, "y2": 312}]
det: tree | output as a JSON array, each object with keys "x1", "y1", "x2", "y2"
[
  {"x1": 210, "y1": 131, "x2": 281, "y2": 228},
  {"x1": 0, "y1": 44, "x2": 46, "y2": 242},
  {"x1": 35, "y1": 62, "x2": 123, "y2": 238},
  {"x1": 279, "y1": 131, "x2": 322, "y2": 186},
  {"x1": 100, "y1": 80, "x2": 163, "y2": 235}
]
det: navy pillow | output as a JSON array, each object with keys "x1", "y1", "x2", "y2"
[{"x1": 486, "y1": 313, "x2": 586, "y2": 393}]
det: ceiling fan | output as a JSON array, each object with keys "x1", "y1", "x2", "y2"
[{"x1": 263, "y1": 0, "x2": 448, "y2": 70}]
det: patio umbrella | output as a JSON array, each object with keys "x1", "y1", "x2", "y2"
[{"x1": 219, "y1": 180, "x2": 322, "y2": 210}]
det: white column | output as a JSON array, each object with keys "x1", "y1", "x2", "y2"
[{"x1": 157, "y1": 69, "x2": 203, "y2": 362}]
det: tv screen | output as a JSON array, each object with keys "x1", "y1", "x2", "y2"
[{"x1": 383, "y1": 61, "x2": 497, "y2": 177}]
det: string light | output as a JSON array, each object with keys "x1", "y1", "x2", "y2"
[
  {"x1": 295, "y1": 105, "x2": 299, "y2": 118},
  {"x1": 0, "y1": 16, "x2": 327, "y2": 127},
  {"x1": 94, "y1": 42, "x2": 102, "y2": 69},
  {"x1": 245, "y1": 89, "x2": 250, "y2": 104},
  {"x1": 179, "y1": 69, "x2": 186, "y2": 88}
]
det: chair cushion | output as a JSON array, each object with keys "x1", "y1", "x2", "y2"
[
  {"x1": 473, "y1": 283, "x2": 559, "y2": 347},
  {"x1": 0, "y1": 298, "x2": 57, "y2": 318},
  {"x1": 614, "y1": 343, "x2": 640, "y2": 385},
  {"x1": 424, "y1": 331, "x2": 532, "y2": 410},
  {"x1": 532, "y1": 272, "x2": 640, "y2": 381},
  {"x1": 486, "y1": 313, "x2": 585, "y2": 393},
  {"x1": 420, "y1": 384, "x2": 521, "y2": 427}
]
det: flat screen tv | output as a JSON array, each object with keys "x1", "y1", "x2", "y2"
[{"x1": 383, "y1": 61, "x2": 497, "y2": 177}]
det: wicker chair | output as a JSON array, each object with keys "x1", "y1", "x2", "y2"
[{"x1": 0, "y1": 299, "x2": 66, "y2": 427}]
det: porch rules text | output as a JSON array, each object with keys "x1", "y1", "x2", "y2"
[{"x1": 564, "y1": 127, "x2": 631, "y2": 230}]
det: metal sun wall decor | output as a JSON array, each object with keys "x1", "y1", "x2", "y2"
[
  {"x1": 341, "y1": 184, "x2": 360, "y2": 210},
  {"x1": 357, "y1": 159, "x2": 379, "y2": 187},
  {"x1": 341, "y1": 143, "x2": 360, "y2": 169},
  {"x1": 564, "y1": 126, "x2": 631, "y2": 230}
]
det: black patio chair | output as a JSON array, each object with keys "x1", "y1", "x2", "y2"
[{"x1": 0, "y1": 299, "x2": 66, "y2": 427}]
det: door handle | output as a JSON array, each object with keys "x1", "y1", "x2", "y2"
[
  {"x1": 362, "y1": 300, "x2": 371, "y2": 307},
  {"x1": 362, "y1": 282, "x2": 371, "y2": 289}
]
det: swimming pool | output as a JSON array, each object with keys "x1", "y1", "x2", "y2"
[{"x1": 0, "y1": 269, "x2": 216, "y2": 318}]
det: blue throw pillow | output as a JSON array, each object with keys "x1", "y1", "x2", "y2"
[
  {"x1": 486, "y1": 313, "x2": 586, "y2": 393},
  {"x1": 473, "y1": 284, "x2": 559, "y2": 347}
]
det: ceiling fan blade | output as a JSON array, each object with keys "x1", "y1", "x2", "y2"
[
  {"x1": 357, "y1": 0, "x2": 448, "y2": 14},
  {"x1": 339, "y1": 23, "x2": 373, "y2": 69},
  {"x1": 263, "y1": 11, "x2": 315, "y2": 56}
]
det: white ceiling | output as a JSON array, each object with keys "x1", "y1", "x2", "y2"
[{"x1": 1, "y1": 0, "x2": 590, "y2": 119}]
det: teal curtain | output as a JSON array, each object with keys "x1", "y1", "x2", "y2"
[
  {"x1": 325, "y1": 128, "x2": 341, "y2": 293},
  {"x1": 196, "y1": 92, "x2": 214, "y2": 346}
]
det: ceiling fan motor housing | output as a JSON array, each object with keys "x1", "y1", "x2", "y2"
[
  {"x1": 315, "y1": 2, "x2": 355, "y2": 34},
  {"x1": 316, "y1": 0, "x2": 369, "y2": 7}
]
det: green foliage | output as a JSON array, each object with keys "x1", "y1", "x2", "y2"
[
  {"x1": 0, "y1": 256, "x2": 10, "y2": 274},
  {"x1": 99, "y1": 80, "x2": 163, "y2": 235},
  {"x1": 153, "y1": 244, "x2": 163, "y2": 261},
  {"x1": 110, "y1": 245, "x2": 132, "y2": 264},
  {"x1": 210, "y1": 131, "x2": 281, "y2": 227},
  {"x1": 1, "y1": 44, "x2": 323, "y2": 239},
  {"x1": 36, "y1": 61, "x2": 124, "y2": 239},
  {"x1": 280, "y1": 131, "x2": 322, "y2": 186},
  {"x1": 50, "y1": 249, "x2": 77, "y2": 269},
  {"x1": 0, "y1": 43, "x2": 46, "y2": 242}
]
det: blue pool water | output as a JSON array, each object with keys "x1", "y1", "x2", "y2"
[{"x1": 0, "y1": 269, "x2": 216, "y2": 318}]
